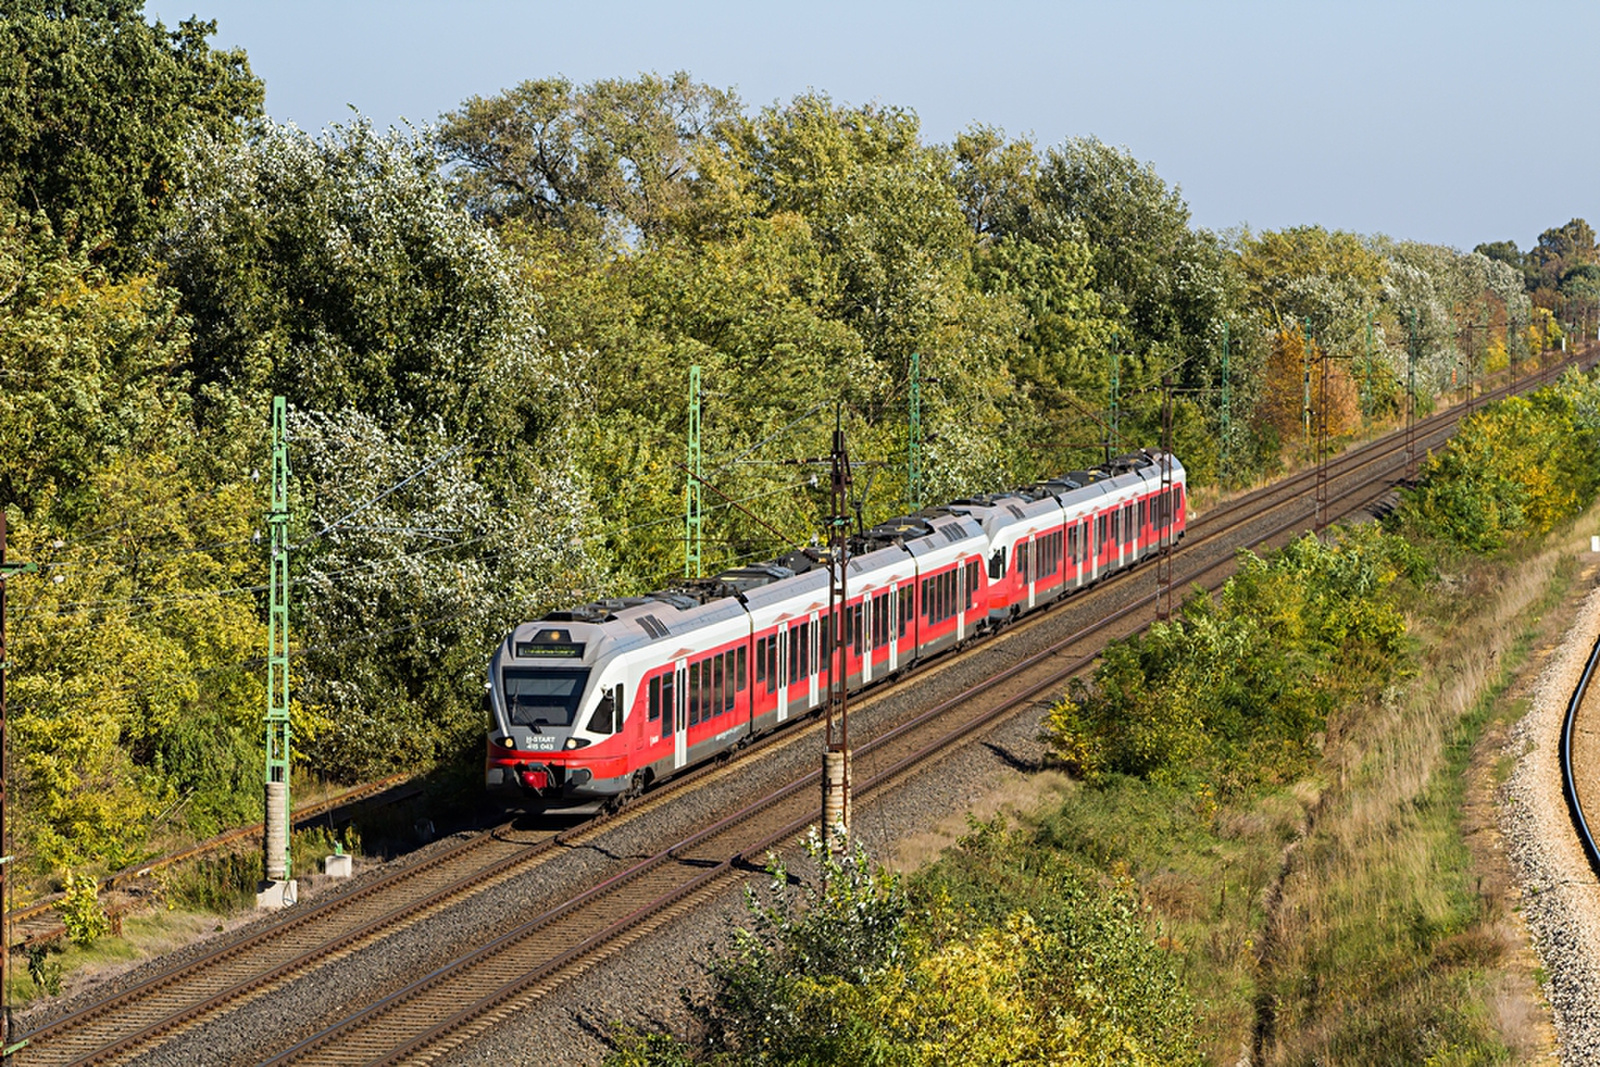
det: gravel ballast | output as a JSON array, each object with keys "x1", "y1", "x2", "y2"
[{"x1": 1501, "y1": 581, "x2": 1600, "y2": 1065}]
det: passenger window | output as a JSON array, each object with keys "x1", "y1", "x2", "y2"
[
  {"x1": 689, "y1": 661, "x2": 702, "y2": 725},
  {"x1": 648, "y1": 676, "x2": 661, "y2": 722},
  {"x1": 661, "y1": 673, "x2": 675, "y2": 739}
]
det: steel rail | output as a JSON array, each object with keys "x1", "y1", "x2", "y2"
[{"x1": 1561, "y1": 630, "x2": 1600, "y2": 881}]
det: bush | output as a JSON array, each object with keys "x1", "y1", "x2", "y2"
[{"x1": 59, "y1": 870, "x2": 109, "y2": 947}]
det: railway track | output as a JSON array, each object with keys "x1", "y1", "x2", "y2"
[
  {"x1": 15, "y1": 352, "x2": 1591, "y2": 1065},
  {"x1": 1561, "y1": 627, "x2": 1600, "y2": 881}
]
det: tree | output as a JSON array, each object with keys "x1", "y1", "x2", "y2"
[
  {"x1": 437, "y1": 72, "x2": 741, "y2": 244},
  {"x1": 0, "y1": 0, "x2": 262, "y2": 274}
]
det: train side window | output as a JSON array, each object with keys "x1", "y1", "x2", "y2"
[
  {"x1": 755, "y1": 637, "x2": 766, "y2": 685},
  {"x1": 899, "y1": 586, "x2": 912, "y2": 636},
  {"x1": 737, "y1": 646, "x2": 748, "y2": 693},
  {"x1": 648, "y1": 676, "x2": 661, "y2": 722},
  {"x1": 661, "y1": 673, "x2": 675, "y2": 739},
  {"x1": 688, "y1": 662, "x2": 701, "y2": 725}
]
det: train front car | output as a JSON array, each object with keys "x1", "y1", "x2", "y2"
[{"x1": 485, "y1": 617, "x2": 634, "y2": 805}]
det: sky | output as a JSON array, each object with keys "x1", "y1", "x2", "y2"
[{"x1": 145, "y1": 1, "x2": 1600, "y2": 253}]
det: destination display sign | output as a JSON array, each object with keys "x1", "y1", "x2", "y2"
[{"x1": 514, "y1": 641, "x2": 586, "y2": 659}]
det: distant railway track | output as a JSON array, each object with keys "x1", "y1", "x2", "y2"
[{"x1": 16, "y1": 350, "x2": 1592, "y2": 1065}]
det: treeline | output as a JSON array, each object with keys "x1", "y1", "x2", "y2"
[{"x1": 0, "y1": 1, "x2": 1579, "y2": 879}]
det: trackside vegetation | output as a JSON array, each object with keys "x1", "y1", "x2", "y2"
[
  {"x1": 4, "y1": 1, "x2": 1600, "y2": 1056},
  {"x1": 603, "y1": 369, "x2": 1600, "y2": 1064}
]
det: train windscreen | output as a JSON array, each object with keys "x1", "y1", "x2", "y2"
[{"x1": 502, "y1": 667, "x2": 590, "y2": 728}]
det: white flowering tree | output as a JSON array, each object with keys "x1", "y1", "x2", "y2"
[{"x1": 165, "y1": 118, "x2": 598, "y2": 779}]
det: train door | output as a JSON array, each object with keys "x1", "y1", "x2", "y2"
[
  {"x1": 1028, "y1": 537, "x2": 1039, "y2": 610},
  {"x1": 672, "y1": 658, "x2": 687, "y2": 771},
  {"x1": 887, "y1": 582, "x2": 900, "y2": 672},
  {"x1": 776, "y1": 621, "x2": 789, "y2": 724},
  {"x1": 808, "y1": 610, "x2": 821, "y2": 710},
  {"x1": 860, "y1": 594, "x2": 874, "y2": 685}
]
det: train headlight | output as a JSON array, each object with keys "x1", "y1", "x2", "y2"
[{"x1": 563, "y1": 737, "x2": 590, "y2": 750}]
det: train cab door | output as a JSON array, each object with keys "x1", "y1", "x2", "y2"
[
  {"x1": 672, "y1": 658, "x2": 688, "y2": 771},
  {"x1": 776, "y1": 621, "x2": 789, "y2": 723},
  {"x1": 860, "y1": 594, "x2": 874, "y2": 685}
]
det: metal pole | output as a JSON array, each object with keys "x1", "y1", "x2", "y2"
[
  {"x1": 824, "y1": 414, "x2": 853, "y2": 847},
  {"x1": 0, "y1": 514, "x2": 35, "y2": 1055},
  {"x1": 1108, "y1": 339, "x2": 1120, "y2": 457},
  {"x1": 685, "y1": 366, "x2": 702, "y2": 579},
  {"x1": 1219, "y1": 321, "x2": 1231, "y2": 480},
  {"x1": 1362, "y1": 312, "x2": 1373, "y2": 421},
  {"x1": 1302, "y1": 324, "x2": 1312, "y2": 456},
  {"x1": 1407, "y1": 310, "x2": 1419, "y2": 478},
  {"x1": 1316, "y1": 344, "x2": 1329, "y2": 528},
  {"x1": 908, "y1": 352, "x2": 922, "y2": 512},
  {"x1": 264, "y1": 398, "x2": 293, "y2": 896},
  {"x1": 1156, "y1": 375, "x2": 1175, "y2": 621}
]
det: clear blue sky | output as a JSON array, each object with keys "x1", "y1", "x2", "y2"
[{"x1": 146, "y1": 0, "x2": 1599, "y2": 253}]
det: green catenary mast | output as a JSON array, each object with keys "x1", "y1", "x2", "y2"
[
  {"x1": 265, "y1": 396, "x2": 292, "y2": 887},
  {"x1": 908, "y1": 352, "x2": 922, "y2": 512},
  {"x1": 685, "y1": 365, "x2": 702, "y2": 578}
]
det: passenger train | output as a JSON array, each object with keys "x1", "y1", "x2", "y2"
[{"x1": 485, "y1": 451, "x2": 1186, "y2": 804}]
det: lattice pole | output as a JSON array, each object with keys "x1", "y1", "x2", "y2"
[
  {"x1": 1219, "y1": 321, "x2": 1231, "y2": 481},
  {"x1": 685, "y1": 365, "x2": 702, "y2": 578},
  {"x1": 1316, "y1": 344, "x2": 1330, "y2": 529},
  {"x1": 1406, "y1": 310, "x2": 1419, "y2": 479},
  {"x1": 823, "y1": 413, "x2": 853, "y2": 848},
  {"x1": 908, "y1": 352, "x2": 922, "y2": 512},
  {"x1": 1156, "y1": 375, "x2": 1176, "y2": 621},
  {"x1": 264, "y1": 396, "x2": 293, "y2": 894}
]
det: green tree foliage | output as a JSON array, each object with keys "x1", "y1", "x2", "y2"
[
  {"x1": 1527, "y1": 217, "x2": 1597, "y2": 310},
  {"x1": 438, "y1": 71, "x2": 741, "y2": 244},
  {"x1": 608, "y1": 829, "x2": 1201, "y2": 1065},
  {"x1": 0, "y1": 0, "x2": 262, "y2": 274},
  {"x1": 1392, "y1": 370, "x2": 1600, "y2": 551},
  {"x1": 1046, "y1": 525, "x2": 1421, "y2": 792}
]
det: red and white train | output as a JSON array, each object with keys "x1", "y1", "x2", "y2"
[{"x1": 485, "y1": 451, "x2": 1186, "y2": 804}]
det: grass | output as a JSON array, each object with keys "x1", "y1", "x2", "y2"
[{"x1": 1251, "y1": 532, "x2": 1582, "y2": 1066}]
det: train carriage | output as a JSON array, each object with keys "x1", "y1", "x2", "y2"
[{"x1": 486, "y1": 451, "x2": 1186, "y2": 805}]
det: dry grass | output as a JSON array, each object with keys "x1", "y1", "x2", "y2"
[
  {"x1": 884, "y1": 769, "x2": 1076, "y2": 873},
  {"x1": 1253, "y1": 510, "x2": 1600, "y2": 1065}
]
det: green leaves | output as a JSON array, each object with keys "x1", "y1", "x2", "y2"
[
  {"x1": 1395, "y1": 372, "x2": 1600, "y2": 551},
  {"x1": 0, "y1": 2, "x2": 261, "y2": 274},
  {"x1": 1046, "y1": 526, "x2": 1418, "y2": 793}
]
